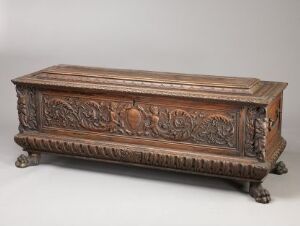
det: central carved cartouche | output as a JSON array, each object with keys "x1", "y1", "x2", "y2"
[{"x1": 126, "y1": 108, "x2": 142, "y2": 130}]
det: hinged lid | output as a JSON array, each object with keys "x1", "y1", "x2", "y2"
[{"x1": 12, "y1": 64, "x2": 288, "y2": 105}]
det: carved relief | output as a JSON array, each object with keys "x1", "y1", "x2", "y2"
[
  {"x1": 254, "y1": 107, "x2": 268, "y2": 161},
  {"x1": 16, "y1": 86, "x2": 37, "y2": 132},
  {"x1": 126, "y1": 108, "x2": 142, "y2": 130},
  {"x1": 245, "y1": 107, "x2": 256, "y2": 157},
  {"x1": 42, "y1": 94, "x2": 237, "y2": 148},
  {"x1": 14, "y1": 134, "x2": 269, "y2": 180},
  {"x1": 192, "y1": 114, "x2": 235, "y2": 147},
  {"x1": 245, "y1": 106, "x2": 267, "y2": 161}
]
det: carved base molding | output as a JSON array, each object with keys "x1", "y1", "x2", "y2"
[{"x1": 14, "y1": 132, "x2": 271, "y2": 181}]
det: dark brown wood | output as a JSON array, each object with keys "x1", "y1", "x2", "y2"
[{"x1": 12, "y1": 64, "x2": 288, "y2": 204}]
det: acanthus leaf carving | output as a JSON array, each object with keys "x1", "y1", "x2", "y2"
[
  {"x1": 16, "y1": 86, "x2": 37, "y2": 132},
  {"x1": 192, "y1": 114, "x2": 235, "y2": 147},
  {"x1": 245, "y1": 106, "x2": 267, "y2": 161}
]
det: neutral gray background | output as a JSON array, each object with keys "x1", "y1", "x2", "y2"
[{"x1": 0, "y1": 1, "x2": 299, "y2": 226}]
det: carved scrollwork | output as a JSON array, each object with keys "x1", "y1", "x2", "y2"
[
  {"x1": 147, "y1": 108, "x2": 194, "y2": 141},
  {"x1": 44, "y1": 97, "x2": 79, "y2": 128},
  {"x1": 41, "y1": 94, "x2": 237, "y2": 148},
  {"x1": 16, "y1": 86, "x2": 37, "y2": 132},
  {"x1": 192, "y1": 114, "x2": 235, "y2": 147},
  {"x1": 78, "y1": 101, "x2": 120, "y2": 132},
  {"x1": 168, "y1": 109, "x2": 193, "y2": 140}
]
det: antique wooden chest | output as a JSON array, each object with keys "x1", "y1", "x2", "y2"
[{"x1": 12, "y1": 65, "x2": 288, "y2": 203}]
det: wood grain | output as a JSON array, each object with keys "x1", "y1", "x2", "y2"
[{"x1": 12, "y1": 65, "x2": 288, "y2": 203}]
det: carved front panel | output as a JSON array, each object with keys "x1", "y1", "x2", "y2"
[{"x1": 40, "y1": 92, "x2": 239, "y2": 149}]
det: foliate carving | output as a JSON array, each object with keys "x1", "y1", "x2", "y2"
[
  {"x1": 43, "y1": 97, "x2": 128, "y2": 134},
  {"x1": 14, "y1": 134, "x2": 269, "y2": 180},
  {"x1": 192, "y1": 114, "x2": 235, "y2": 146},
  {"x1": 42, "y1": 94, "x2": 237, "y2": 148},
  {"x1": 254, "y1": 108, "x2": 267, "y2": 161},
  {"x1": 16, "y1": 86, "x2": 37, "y2": 132},
  {"x1": 168, "y1": 109, "x2": 193, "y2": 140},
  {"x1": 245, "y1": 107, "x2": 256, "y2": 156},
  {"x1": 245, "y1": 106, "x2": 267, "y2": 161}
]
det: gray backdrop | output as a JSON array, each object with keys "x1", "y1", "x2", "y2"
[{"x1": 0, "y1": 1, "x2": 299, "y2": 226}]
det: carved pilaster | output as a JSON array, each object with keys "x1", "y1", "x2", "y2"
[
  {"x1": 245, "y1": 106, "x2": 267, "y2": 161},
  {"x1": 16, "y1": 86, "x2": 37, "y2": 132},
  {"x1": 254, "y1": 107, "x2": 267, "y2": 161}
]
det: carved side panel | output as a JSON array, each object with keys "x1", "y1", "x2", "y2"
[
  {"x1": 16, "y1": 86, "x2": 37, "y2": 132},
  {"x1": 245, "y1": 106, "x2": 267, "y2": 161},
  {"x1": 41, "y1": 93, "x2": 238, "y2": 148}
]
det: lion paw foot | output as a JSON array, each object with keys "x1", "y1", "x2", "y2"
[
  {"x1": 271, "y1": 161, "x2": 288, "y2": 175},
  {"x1": 15, "y1": 153, "x2": 40, "y2": 168},
  {"x1": 249, "y1": 182, "x2": 271, "y2": 204}
]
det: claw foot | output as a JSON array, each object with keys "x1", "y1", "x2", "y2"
[
  {"x1": 249, "y1": 182, "x2": 271, "y2": 204},
  {"x1": 271, "y1": 161, "x2": 288, "y2": 175},
  {"x1": 15, "y1": 153, "x2": 40, "y2": 168}
]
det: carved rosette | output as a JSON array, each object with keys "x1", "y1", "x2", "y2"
[
  {"x1": 41, "y1": 94, "x2": 237, "y2": 148},
  {"x1": 245, "y1": 106, "x2": 267, "y2": 161},
  {"x1": 169, "y1": 109, "x2": 193, "y2": 140},
  {"x1": 16, "y1": 86, "x2": 37, "y2": 132}
]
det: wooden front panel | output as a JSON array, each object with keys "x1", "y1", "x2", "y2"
[{"x1": 37, "y1": 90, "x2": 242, "y2": 156}]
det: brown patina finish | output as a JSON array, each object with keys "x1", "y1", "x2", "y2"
[{"x1": 12, "y1": 65, "x2": 288, "y2": 204}]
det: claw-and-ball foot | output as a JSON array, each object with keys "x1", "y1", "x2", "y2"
[
  {"x1": 271, "y1": 161, "x2": 288, "y2": 175},
  {"x1": 15, "y1": 153, "x2": 41, "y2": 168},
  {"x1": 249, "y1": 182, "x2": 271, "y2": 204}
]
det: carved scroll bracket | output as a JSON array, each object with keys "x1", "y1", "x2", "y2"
[
  {"x1": 245, "y1": 106, "x2": 267, "y2": 161},
  {"x1": 16, "y1": 86, "x2": 37, "y2": 132}
]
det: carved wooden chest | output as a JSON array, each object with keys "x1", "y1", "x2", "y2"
[{"x1": 12, "y1": 65, "x2": 288, "y2": 203}]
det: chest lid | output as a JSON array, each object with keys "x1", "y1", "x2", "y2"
[{"x1": 12, "y1": 64, "x2": 287, "y2": 105}]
